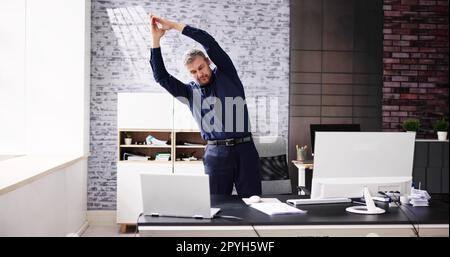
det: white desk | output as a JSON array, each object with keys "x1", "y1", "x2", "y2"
[{"x1": 291, "y1": 160, "x2": 313, "y2": 195}]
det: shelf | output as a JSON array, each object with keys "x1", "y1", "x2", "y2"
[
  {"x1": 118, "y1": 128, "x2": 172, "y2": 132},
  {"x1": 119, "y1": 145, "x2": 171, "y2": 148},
  {"x1": 174, "y1": 160, "x2": 203, "y2": 164},
  {"x1": 119, "y1": 129, "x2": 205, "y2": 162},
  {"x1": 175, "y1": 145, "x2": 206, "y2": 148},
  {"x1": 119, "y1": 160, "x2": 172, "y2": 164}
]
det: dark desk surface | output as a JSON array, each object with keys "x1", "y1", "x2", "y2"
[{"x1": 138, "y1": 195, "x2": 449, "y2": 227}]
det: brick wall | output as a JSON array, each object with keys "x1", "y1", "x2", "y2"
[
  {"x1": 383, "y1": 0, "x2": 449, "y2": 138},
  {"x1": 89, "y1": 0, "x2": 289, "y2": 209}
]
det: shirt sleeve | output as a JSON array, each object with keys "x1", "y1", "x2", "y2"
[
  {"x1": 150, "y1": 47, "x2": 190, "y2": 99},
  {"x1": 182, "y1": 25, "x2": 237, "y2": 76}
]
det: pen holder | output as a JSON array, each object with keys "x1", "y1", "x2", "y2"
[{"x1": 296, "y1": 149, "x2": 307, "y2": 161}]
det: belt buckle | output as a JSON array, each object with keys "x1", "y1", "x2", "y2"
[{"x1": 225, "y1": 139, "x2": 235, "y2": 146}]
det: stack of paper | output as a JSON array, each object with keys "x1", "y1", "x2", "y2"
[
  {"x1": 123, "y1": 153, "x2": 150, "y2": 161},
  {"x1": 182, "y1": 156, "x2": 198, "y2": 161},
  {"x1": 127, "y1": 155, "x2": 150, "y2": 161},
  {"x1": 249, "y1": 203, "x2": 306, "y2": 215},
  {"x1": 409, "y1": 198, "x2": 429, "y2": 207},
  {"x1": 155, "y1": 153, "x2": 170, "y2": 161},
  {"x1": 242, "y1": 198, "x2": 281, "y2": 205},
  {"x1": 408, "y1": 188, "x2": 431, "y2": 207}
]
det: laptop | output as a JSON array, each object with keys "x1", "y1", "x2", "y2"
[{"x1": 140, "y1": 173, "x2": 220, "y2": 219}]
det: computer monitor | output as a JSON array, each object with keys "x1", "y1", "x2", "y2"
[
  {"x1": 310, "y1": 132, "x2": 415, "y2": 199},
  {"x1": 310, "y1": 124, "x2": 361, "y2": 154}
]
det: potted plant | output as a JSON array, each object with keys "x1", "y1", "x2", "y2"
[
  {"x1": 401, "y1": 119, "x2": 420, "y2": 133},
  {"x1": 124, "y1": 132, "x2": 132, "y2": 145},
  {"x1": 433, "y1": 118, "x2": 448, "y2": 141}
]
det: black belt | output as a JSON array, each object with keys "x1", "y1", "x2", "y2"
[{"x1": 207, "y1": 136, "x2": 252, "y2": 146}]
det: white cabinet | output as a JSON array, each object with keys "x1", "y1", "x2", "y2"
[
  {"x1": 118, "y1": 93, "x2": 174, "y2": 129},
  {"x1": 116, "y1": 93, "x2": 206, "y2": 228},
  {"x1": 116, "y1": 162, "x2": 172, "y2": 224},
  {"x1": 174, "y1": 162, "x2": 205, "y2": 174},
  {"x1": 173, "y1": 98, "x2": 198, "y2": 130},
  {"x1": 118, "y1": 92, "x2": 200, "y2": 130}
]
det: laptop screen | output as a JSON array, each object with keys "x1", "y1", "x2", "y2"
[{"x1": 140, "y1": 173, "x2": 217, "y2": 218}]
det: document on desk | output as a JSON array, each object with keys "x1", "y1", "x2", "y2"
[
  {"x1": 249, "y1": 203, "x2": 307, "y2": 215},
  {"x1": 242, "y1": 198, "x2": 281, "y2": 205}
]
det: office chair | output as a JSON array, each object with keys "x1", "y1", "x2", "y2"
[{"x1": 253, "y1": 136, "x2": 292, "y2": 195}]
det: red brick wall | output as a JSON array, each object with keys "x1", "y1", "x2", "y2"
[{"x1": 383, "y1": 0, "x2": 449, "y2": 138}]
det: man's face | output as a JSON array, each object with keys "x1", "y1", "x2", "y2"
[{"x1": 186, "y1": 56, "x2": 212, "y2": 86}]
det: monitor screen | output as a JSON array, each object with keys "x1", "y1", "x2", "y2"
[
  {"x1": 310, "y1": 124, "x2": 361, "y2": 154},
  {"x1": 311, "y1": 132, "x2": 415, "y2": 199}
]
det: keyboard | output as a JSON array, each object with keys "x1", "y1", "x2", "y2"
[{"x1": 286, "y1": 198, "x2": 351, "y2": 205}]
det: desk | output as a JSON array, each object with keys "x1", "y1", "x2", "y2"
[
  {"x1": 292, "y1": 160, "x2": 313, "y2": 194},
  {"x1": 138, "y1": 195, "x2": 449, "y2": 237}
]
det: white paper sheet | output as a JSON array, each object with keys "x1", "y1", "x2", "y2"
[{"x1": 242, "y1": 198, "x2": 281, "y2": 205}]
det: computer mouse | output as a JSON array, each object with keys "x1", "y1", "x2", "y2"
[{"x1": 248, "y1": 195, "x2": 261, "y2": 203}]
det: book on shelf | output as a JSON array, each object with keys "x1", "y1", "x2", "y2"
[
  {"x1": 123, "y1": 153, "x2": 150, "y2": 161},
  {"x1": 155, "y1": 153, "x2": 171, "y2": 161}
]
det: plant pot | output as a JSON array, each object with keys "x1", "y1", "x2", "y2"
[
  {"x1": 124, "y1": 138, "x2": 132, "y2": 145},
  {"x1": 437, "y1": 131, "x2": 448, "y2": 141}
]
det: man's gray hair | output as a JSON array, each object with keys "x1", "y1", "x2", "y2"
[{"x1": 183, "y1": 49, "x2": 207, "y2": 65}]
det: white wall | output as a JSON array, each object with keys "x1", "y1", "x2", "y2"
[
  {"x1": 0, "y1": 158, "x2": 87, "y2": 236},
  {"x1": 0, "y1": 0, "x2": 27, "y2": 155},
  {"x1": 0, "y1": 0, "x2": 90, "y2": 156},
  {"x1": 0, "y1": 0, "x2": 90, "y2": 236},
  {"x1": 25, "y1": 0, "x2": 90, "y2": 155}
]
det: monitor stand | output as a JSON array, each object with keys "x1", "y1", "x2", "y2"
[{"x1": 346, "y1": 187, "x2": 386, "y2": 215}]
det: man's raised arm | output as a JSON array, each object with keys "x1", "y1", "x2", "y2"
[
  {"x1": 149, "y1": 15, "x2": 189, "y2": 99},
  {"x1": 152, "y1": 16, "x2": 237, "y2": 75}
]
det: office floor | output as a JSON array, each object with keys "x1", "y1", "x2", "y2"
[{"x1": 81, "y1": 225, "x2": 138, "y2": 237}]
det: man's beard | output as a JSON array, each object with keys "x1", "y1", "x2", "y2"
[{"x1": 198, "y1": 75, "x2": 210, "y2": 85}]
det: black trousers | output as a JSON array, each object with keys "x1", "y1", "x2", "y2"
[{"x1": 203, "y1": 141, "x2": 262, "y2": 197}]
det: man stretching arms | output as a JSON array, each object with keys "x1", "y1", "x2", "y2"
[{"x1": 149, "y1": 15, "x2": 261, "y2": 197}]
